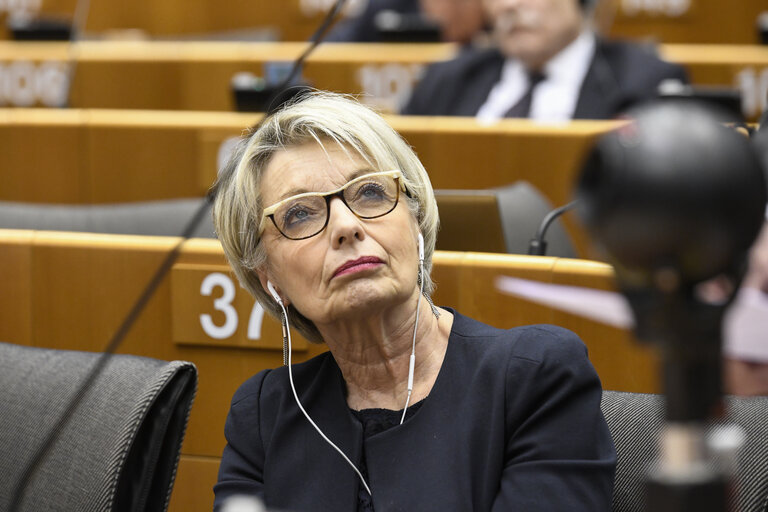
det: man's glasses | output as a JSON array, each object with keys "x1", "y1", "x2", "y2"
[{"x1": 260, "y1": 170, "x2": 405, "y2": 240}]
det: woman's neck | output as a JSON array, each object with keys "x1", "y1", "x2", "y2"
[{"x1": 316, "y1": 296, "x2": 453, "y2": 411}]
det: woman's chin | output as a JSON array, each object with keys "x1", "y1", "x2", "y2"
[{"x1": 334, "y1": 281, "x2": 408, "y2": 318}]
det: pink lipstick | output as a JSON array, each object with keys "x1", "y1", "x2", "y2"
[{"x1": 333, "y1": 256, "x2": 383, "y2": 278}]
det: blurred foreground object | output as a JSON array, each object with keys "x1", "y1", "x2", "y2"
[{"x1": 575, "y1": 101, "x2": 767, "y2": 511}]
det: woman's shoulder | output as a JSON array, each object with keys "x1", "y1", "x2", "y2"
[
  {"x1": 230, "y1": 351, "x2": 336, "y2": 408},
  {"x1": 448, "y1": 309, "x2": 588, "y2": 364}
]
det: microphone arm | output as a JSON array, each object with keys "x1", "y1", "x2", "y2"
[
  {"x1": 279, "y1": 0, "x2": 347, "y2": 92},
  {"x1": 233, "y1": 0, "x2": 348, "y2": 113}
]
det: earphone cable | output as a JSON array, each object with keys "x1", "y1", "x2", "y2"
[
  {"x1": 400, "y1": 257, "x2": 425, "y2": 425},
  {"x1": 277, "y1": 300, "x2": 373, "y2": 496}
]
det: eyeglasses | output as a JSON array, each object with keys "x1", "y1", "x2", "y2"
[{"x1": 260, "y1": 170, "x2": 406, "y2": 240}]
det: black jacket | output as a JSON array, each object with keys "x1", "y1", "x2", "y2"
[
  {"x1": 214, "y1": 310, "x2": 616, "y2": 511},
  {"x1": 402, "y1": 39, "x2": 689, "y2": 119}
]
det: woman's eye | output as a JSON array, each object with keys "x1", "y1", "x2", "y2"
[
  {"x1": 283, "y1": 205, "x2": 314, "y2": 226},
  {"x1": 357, "y1": 183, "x2": 386, "y2": 200}
]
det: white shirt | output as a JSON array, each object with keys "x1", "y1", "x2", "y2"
[{"x1": 476, "y1": 31, "x2": 597, "y2": 123}]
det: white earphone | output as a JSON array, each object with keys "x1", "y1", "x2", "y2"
[
  {"x1": 400, "y1": 232, "x2": 425, "y2": 424},
  {"x1": 266, "y1": 280, "x2": 283, "y2": 305}
]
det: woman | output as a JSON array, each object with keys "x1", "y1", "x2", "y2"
[{"x1": 212, "y1": 92, "x2": 615, "y2": 511}]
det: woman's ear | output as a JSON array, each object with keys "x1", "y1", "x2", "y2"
[{"x1": 257, "y1": 269, "x2": 290, "y2": 307}]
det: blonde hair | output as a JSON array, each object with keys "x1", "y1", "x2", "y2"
[{"x1": 212, "y1": 92, "x2": 440, "y2": 343}]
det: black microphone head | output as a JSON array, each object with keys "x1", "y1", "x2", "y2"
[
  {"x1": 755, "y1": 124, "x2": 768, "y2": 196},
  {"x1": 757, "y1": 107, "x2": 768, "y2": 136},
  {"x1": 576, "y1": 101, "x2": 767, "y2": 286}
]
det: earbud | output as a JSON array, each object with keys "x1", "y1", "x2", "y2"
[
  {"x1": 402, "y1": 231, "x2": 426, "y2": 425},
  {"x1": 417, "y1": 232, "x2": 424, "y2": 262},
  {"x1": 267, "y1": 281, "x2": 283, "y2": 305}
]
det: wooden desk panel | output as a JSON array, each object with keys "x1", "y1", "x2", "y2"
[
  {"x1": 604, "y1": 0, "x2": 767, "y2": 45},
  {"x1": 1, "y1": 110, "x2": 618, "y2": 205},
  {"x1": 85, "y1": 115, "x2": 213, "y2": 202},
  {"x1": 0, "y1": 109, "x2": 87, "y2": 202},
  {"x1": 0, "y1": 41, "x2": 765, "y2": 120},
  {"x1": 0, "y1": 229, "x2": 34, "y2": 346},
  {"x1": 30, "y1": 0, "x2": 331, "y2": 40},
  {"x1": 0, "y1": 109, "x2": 253, "y2": 203},
  {"x1": 169, "y1": 455, "x2": 219, "y2": 512},
  {"x1": 451, "y1": 252, "x2": 559, "y2": 328}
]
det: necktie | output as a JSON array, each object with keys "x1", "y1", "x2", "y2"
[{"x1": 504, "y1": 71, "x2": 546, "y2": 118}]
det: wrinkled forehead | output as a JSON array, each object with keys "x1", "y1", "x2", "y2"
[{"x1": 258, "y1": 139, "x2": 378, "y2": 206}]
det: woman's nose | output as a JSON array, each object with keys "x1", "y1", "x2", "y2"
[{"x1": 327, "y1": 197, "x2": 364, "y2": 247}]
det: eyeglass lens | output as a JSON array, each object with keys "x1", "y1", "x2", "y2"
[{"x1": 272, "y1": 174, "x2": 400, "y2": 239}]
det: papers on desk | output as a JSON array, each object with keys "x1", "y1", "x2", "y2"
[
  {"x1": 496, "y1": 276, "x2": 768, "y2": 362},
  {"x1": 724, "y1": 287, "x2": 768, "y2": 362},
  {"x1": 495, "y1": 277, "x2": 635, "y2": 329}
]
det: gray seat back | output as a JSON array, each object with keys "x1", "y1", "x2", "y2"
[
  {"x1": 0, "y1": 199, "x2": 216, "y2": 238},
  {"x1": 602, "y1": 390, "x2": 768, "y2": 512},
  {"x1": 0, "y1": 342, "x2": 197, "y2": 512}
]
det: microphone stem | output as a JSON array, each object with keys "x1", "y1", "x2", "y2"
[
  {"x1": 278, "y1": 0, "x2": 347, "y2": 93},
  {"x1": 536, "y1": 200, "x2": 579, "y2": 241},
  {"x1": 528, "y1": 200, "x2": 579, "y2": 256}
]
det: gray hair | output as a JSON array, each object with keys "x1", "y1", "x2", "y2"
[{"x1": 212, "y1": 91, "x2": 439, "y2": 343}]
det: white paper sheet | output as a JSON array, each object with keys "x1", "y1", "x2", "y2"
[
  {"x1": 495, "y1": 276, "x2": 634, "y2": 329},
  {"x1": 723, "y1": 287, "x2": 768, "y2": 362},
  {"x1": 495, "y1": 276, "x2": 768, "y2": 362}
]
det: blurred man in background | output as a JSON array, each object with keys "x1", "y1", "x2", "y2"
[{"x1": 403, "y1": 0, "x2": 688, "y2": 120}]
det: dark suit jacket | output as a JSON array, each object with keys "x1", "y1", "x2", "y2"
[
  {"x1": 402, "y1": 39, "x2": 689, "y2": 119},
  {"x1": 214, "y1": 310, "x2": 616, "y2": 511}
]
